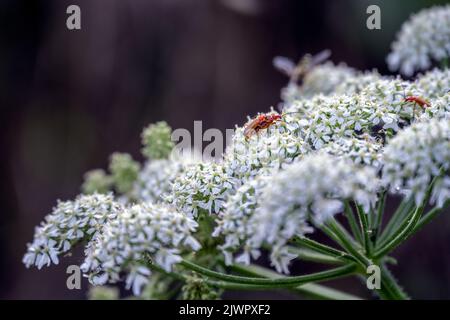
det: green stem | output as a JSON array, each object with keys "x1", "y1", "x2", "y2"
[
  {"x1": 374, "y1": 191, "x2": 387, "y2": 242},
  {"x1": 320, "y1": 223, "x2": 348, "y2": 249},
  {"x1": 377, "y1": 197, "x2": 415, "y2": 247},
  {"x1": 374, "y1": 205, "x2": 423, "y2": 259},
  {"x1": 411, "y1": 200, "x2": 449, "y2": 234},
  {"x1": 147, "y1": 262, "x2": 286, "y2": 291},
  {"x1": 292, "y1": 236, "x2": 355, "y2": 263},
  {"x1": 287, "y1": 246, "x2": 344, "y2": 265},
  {"x1": 325, "y1": 218, "x2": 372, "y2": 269},
  {"x1": 441, "y1": 57, "x2": 449, "y2": 69},
  {"x1": 356, "y1": 205, "x2": 373, "y2": 256},
  {"x1": 344, "y1": 201, "x2": 363, "y2": 244},
  {"x1": 230, "y1": 263, "x2": 363, "y2": 300},
  {"x1": 323, "y1": 219, "x2": 408, "y2": 300},
  {"x1": 179, "y1": 259, "x2": 356, "y2": 288},
  {"x1": 378, "y1": 264, "x2": 409, "y2": 300}
]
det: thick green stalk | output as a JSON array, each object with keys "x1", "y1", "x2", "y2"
[
  {"x1": 378, "y1": 264, "x2": 410, "y2": 300},
  {"x1": 321, "y1": 219, "x2": 408, "y2": 300},
  {"x1": 230, "y1": 263, "x2": 363, "y2": 300},
  {"x1": 180, "y1": 259, "x2": 357, "y2": 288},
  {"x1": 147, "y1": 262, "x2": 292, "y2": 291}
]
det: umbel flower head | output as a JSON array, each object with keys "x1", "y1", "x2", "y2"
[
  {"x1": 81, "y1": 203, "x2": 200, "y2": 296},
  {"x1": 387, "y1": 5, "x2": 450, "y2": 76},
  {"x1": 334, "y1": 71, "x2": 383, "y2": 96},
  {"x1": 23, "y1": 193, "x2": 121, "y2": 269},
  {"x1": 281, "y1": 64, "x2": 382, "y2": 103},
  {"x1": 224, "y1": 123, "x2": 309, "y2": 181},
  {"x1": 213, "y1": 175, "x2": 269, "y2": 266},
  {"x1": 131, "y1": 158, "x2": 187, "y2": 204},
  {"x1": 287, "y1": 62, "x2": 357, "y2": 99},
  {"x1": 358, "y1": 78, "x2": 427, "y2": 127},
  {"x1": 166, "y1": 162, "x2": 237, "y2": 217},
  {"x1": 247, "y1": 153, "x2": 379, "y2": 273},
  {"x1": 416, "y1": 68, "x2": 450, "y2": 99},
  {"x1": 283, "y1": 80, "x2": 428, "y2": 150},
  {"x1": 382, "y1": 118, "x2": 450, "y2": 208},
  {"x1": 321, "y1": 135, "x2": 384, "y2": 170}
]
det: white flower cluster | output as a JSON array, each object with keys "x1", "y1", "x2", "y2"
[
  {"x1": 281, "y1": 62, "x2": 356, "y2": 103},
  {"x1": 298, "y1": 62, "x2": 357, "y2": 97},
  {"x1": 321, "y1": 135, "x2": 383, "y2": 170},
  {"x1": 382, "y1": 119, "x2": 450, "y2": 208},
  {"x1": 387, "y1": 5, "x2": 450, "y2": 76},
  {"x1": 416, "y1": 68, "x2": 450, "y2": 99},
  {"x1": 132, "y1": 158, "x2": 186, "y2": 204},
  {"x1": 23, "y1": 193, "x2": 121, "y2": 269},
  {"x1": 282, "y1": 79, "x2": 430, "y2": 150},
  {"x1": 298, "y1": 79, "x2": 432, "y2": 149},
  {"x1": 334, "y1": 71, "x2": 383, "y2": 95},
  {"x1": 224, "y1": 125, "x2": 309, "y2": 181},
  {"x1": 247, "y1": 153, "x2": 380, "y2": 273},
  {"x1": 213, "y1": 176, "x2": 268, "y2": 266},
  {"x1": 167, "y1": 162, "x2": 237, "y2": 216},
  {"x1": 81, "y1": 203, "x2": 200, "y2": 296},
  {"x1": 22, "y1": 5, "x2": 450, "y2": 287},
  {"x1": 419, "y1": 94, "x2": 450, "y2": 121},
  {"x1": 360, "y1": 78, "x2": 426, "y2": 126},
  {"x1": 281, "y1": 65, "x2": 384, "y2": 104}
]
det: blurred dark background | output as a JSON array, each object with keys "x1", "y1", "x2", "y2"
[{"x1": 1, "y1": 0, "x2": 449, "y2": 299}]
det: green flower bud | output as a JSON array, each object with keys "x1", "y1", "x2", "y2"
[
  {"x1": 141, "y1": 121, "x2": 175, "y2": 159},
  {"x1": 81, "y1": 169, "x2": 113, "y2": 194},
  {"x1": 181, "y1": 275, "x2": 221, "y2": 300},
  {"x1": 109, "y1": 153, "x2": 140, "y2": 194},
  {"x1": 88, "y1": 286, "x2": 120, "y2": 300}
]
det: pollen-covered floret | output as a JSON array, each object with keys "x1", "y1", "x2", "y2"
[
  {"x1": 23, "y1": 193, "x2": 121, "y2": 269},
  {"x1": 387, "y1": 5, "x2": 450, "y2": 76},
  {"x1": 382, "y1": 119, "x2": 450, "y2": 208},
  {"x1": 81, "y1": 203, "x2": 200, "y2": 296}
]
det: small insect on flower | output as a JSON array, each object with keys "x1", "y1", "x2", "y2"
[
  {"x1": 243, "y1": 112, "x2": 283, "y2": 140},
  {"x1": 273, "y1": 49, "x2": 331, "y2": 84},
  {"x1": 403, "y1": 96, "x2": 431, "y2": 108}
]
